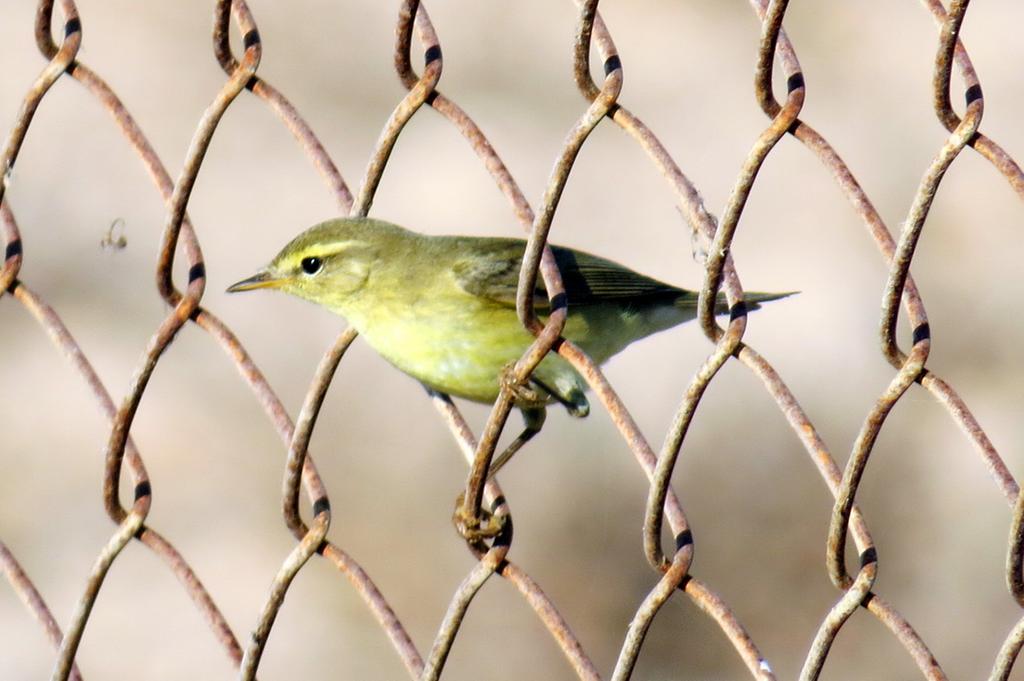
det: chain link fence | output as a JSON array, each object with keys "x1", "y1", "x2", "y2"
[{"x1": 2, "y1": 0, "x2": 1023, "y2": 679}]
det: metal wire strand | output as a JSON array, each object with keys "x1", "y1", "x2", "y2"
[
  {"x1": 30, "y1": 3, "x2": 423, "y2": 675},
  {"x1": 563, "y1": 10, "x2": 775, "y2": 674},
  {"x1": 239, "y1": 329, "x2": 357, "y2": 678},
  {"x1": 212, "y1": 0, "x2": 352, "y2": 212},
  {"x1": 50, "y1": 2, "x2": 258, "y2": 678},
  {"x1": 920, "y1": 0, "x2": 1024, "y2": 199},
  {"x1": 0, "y1": 543, "x2": 84, "y2": 681},
  {"x1": 818, "y1": 3, "x2": 980, "y2": 679},
  {"x1": 351, "y1": 0, "x2": 441, "y2": 218},
  {"x1": 11, "y1": 275, "x2": 245, "y2": 667},
  {"x1": 407, "y1": 1, "x2": 768, "y2": 676}
]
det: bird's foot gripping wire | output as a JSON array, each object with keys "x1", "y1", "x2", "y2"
[
  {"x1": 452, "y1": 491, "x2": 507, "y2": 544},
  {"x1": 451, "y1": 408, "x2": 542, "y2": 545},
  {"x1": 499, "y1": 361, "x2": 549, "y2": 409}
]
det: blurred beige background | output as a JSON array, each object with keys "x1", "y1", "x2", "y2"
[{"x1": 2, "y1": 1, "x2": 1024, "y2": 679}]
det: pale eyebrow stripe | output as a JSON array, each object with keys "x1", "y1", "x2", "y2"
[{"x1": 303, "y1": 240, "x2": 365, "y2": 259}]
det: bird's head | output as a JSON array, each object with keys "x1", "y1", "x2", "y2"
[{"x1": 227, "y1": 217, "x2": 406, "y2": 308}]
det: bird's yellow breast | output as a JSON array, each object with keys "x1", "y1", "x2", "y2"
[{"x1": 336, "y1": 283, "x2": 526, "y2": 401}]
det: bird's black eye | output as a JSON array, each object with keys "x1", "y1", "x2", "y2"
[{"x1": 300, "y1": 256, "x2": 323, "y2": 275}]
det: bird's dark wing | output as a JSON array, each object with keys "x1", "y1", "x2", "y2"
[{"x1": 452, "y1": 239, "x2": 685, "y2": 310}]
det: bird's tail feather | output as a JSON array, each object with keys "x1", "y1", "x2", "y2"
[
  {"x1": 729, "y1": 290, "x2": 797, "y2": 313},
  {"x1": 676, "y1": 290, "x2": 797, "y2": 314}
]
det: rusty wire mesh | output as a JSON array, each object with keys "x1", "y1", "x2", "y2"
[{"x1": 2, "y1": 0, "x2": 1023, "y2": 679}]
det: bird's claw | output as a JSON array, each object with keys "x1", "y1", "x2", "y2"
[
  {"x1": 499, "y1": 362, "x2": 546, "y2": 408},
  {"x1": 452, "y1": 492, "x2": 506, "y2": 543}
]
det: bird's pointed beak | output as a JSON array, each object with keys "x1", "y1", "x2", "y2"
[{"x1": 226, "y1": 269, "x2": 280, "y2": 293}]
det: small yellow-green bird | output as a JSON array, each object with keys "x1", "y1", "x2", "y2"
[{"x1": 229, "y1": 218, "x2": 789, "y2": 471}]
